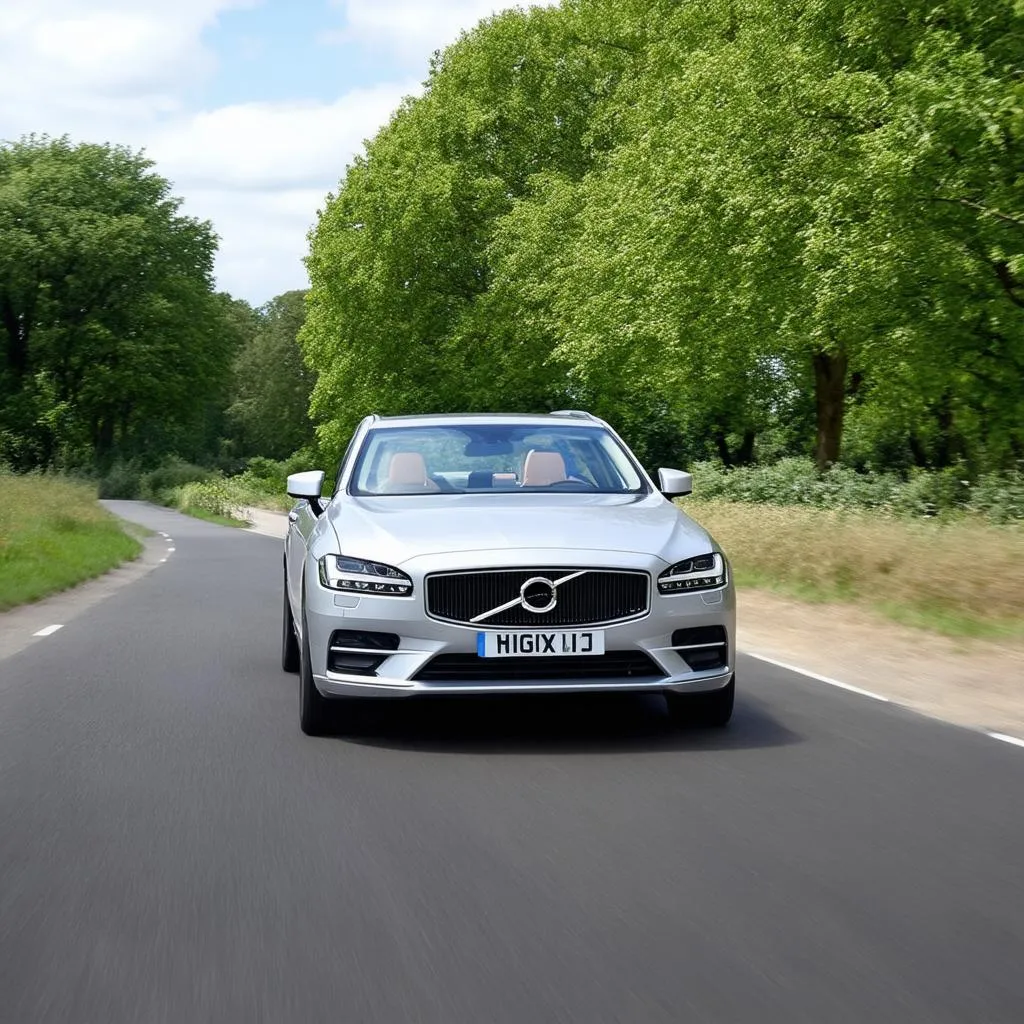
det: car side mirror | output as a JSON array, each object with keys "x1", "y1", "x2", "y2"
[
  {"x1": 658, "y1": 468, "x2": 693, "y2": 497},
  {"x1": 287, "y1": 470, "x2": 327, "y2": 516}
]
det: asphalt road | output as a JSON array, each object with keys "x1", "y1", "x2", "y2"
[{"x1": 2, "y1": 502, "x2": 1023, "y2": 1024}]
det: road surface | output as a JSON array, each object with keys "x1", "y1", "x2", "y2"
[{"x1": 1, "y1": 502, "x2": 1022, "y2": 1023}]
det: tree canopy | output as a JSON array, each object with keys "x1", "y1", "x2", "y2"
[
  {"x1": 304, "y1": 0, "x2": 1024, "y2": 474},
  {"x1": 225, "y1": 289, "x2": 315, "y2": 461},
  {"x1": 0, "y1": 136, "x2": 239, "y2": 470}
]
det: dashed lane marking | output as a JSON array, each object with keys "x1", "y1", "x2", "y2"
[{"x1": 33, "y1": 625, "x2": 64, "y2": 637}]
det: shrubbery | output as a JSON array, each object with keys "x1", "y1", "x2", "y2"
[
  {"x1": 690, "y1": 459, "x2": 1024, "y2": 522},
  {"x1": 173, "y1": 480, "x2": 250, "y2": 522},
  {"x1": 97, "y1": 458, "x2": 213, "y2": 502}
]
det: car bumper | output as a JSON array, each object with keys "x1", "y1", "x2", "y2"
[
  {"x1": 312, "y1": 668, "x2": 734, "y2": 698},
  {"x1": 304, "y1": 555, "x2": 736, "y2": 699}
]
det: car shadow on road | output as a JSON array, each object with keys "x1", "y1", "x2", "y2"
[{"x1": 335, "y1": 691, "x2": 801, "y2": 755}]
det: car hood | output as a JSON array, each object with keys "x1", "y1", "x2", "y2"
[{"x1": 323, "y1": 492, "x2": 712, "y2": 566}]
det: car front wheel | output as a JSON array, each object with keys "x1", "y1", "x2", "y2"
[
  {"x1": 281, "y1": 569, "x2": 300, "y2": 673},
  {"x1": 299, "y1": 606, "x2": 333, "y2": 736},
  {"x1": 664, "y1": 675, "x2": 735, "y2": 728}
]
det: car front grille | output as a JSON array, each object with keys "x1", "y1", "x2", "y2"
[
  {"x1": 425, "y1": 568, "x2": 650, "y2": 628},
  {"x1": 412, "y1": 651, "x2": 665, "y2": 683}
]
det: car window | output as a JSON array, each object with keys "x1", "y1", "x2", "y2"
[{"x1": 350, "y1": 424, "x2": 646, "y2": 496}]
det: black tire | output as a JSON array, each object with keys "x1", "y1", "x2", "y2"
[
  {"x1": 281, "y1": 571, "x2": 300, "y2": 673},
  {"x1": 299, "y1": 607, "x2": 332, "y2": 736},
  {"x1": 665, "y1": 675, "x2": 735, "y2": 728}
]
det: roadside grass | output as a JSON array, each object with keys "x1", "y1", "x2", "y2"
[
  {"x1": 0, "y1": 473, "x2": 142, "y2": 611},
  {"x1": 684, "y1": 499, "x2": 1024, "y2": 641},
  {"x1": 179, "y1": 507, "x2": 250, "y2": 528}
]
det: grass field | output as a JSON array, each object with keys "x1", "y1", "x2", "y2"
[
  {"x1": 685, "y1": 499, "x2": 1024, "y2": 640},
  {"x1": 0, "y1": 474, "x2": 142, "y2": 611}
]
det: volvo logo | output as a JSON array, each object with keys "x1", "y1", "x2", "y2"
[
  {"x1": 470, "y1": 570, "x2": 589, "y2": 624},
  {"x1": 520, "y1": 577, "x2": 558, "y2": 614}
]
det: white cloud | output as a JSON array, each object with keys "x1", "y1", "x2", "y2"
[
  {"x1": 326, "y1": 0, "x2": 556, "y2": 59},
  {"x1": 150, "y1": 86, "x2": 414, "y2": 301},
  {"x1": 0, "y1": 2, "x2": 252, "y2": 133},
  {"x1": 0, "y1": 0, "x2": 557, "y2": 304},
  {"x1": 147, "y1": 85, "x2": 412, "y2": 191}
]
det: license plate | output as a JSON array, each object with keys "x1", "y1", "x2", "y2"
[{"x1": 477, "y1": 631, "x2": 605, "y2": 658}]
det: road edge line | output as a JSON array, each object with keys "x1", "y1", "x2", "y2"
[
  {"x1": 986, "y1": 732, "x2": 1024, "y2": 749},
  {"x1": 743, "y1": 650, "x2": 1024, "y2": 751},
  {"x1": 743, "y1": 651, "x2": 891, "y2": 702}
]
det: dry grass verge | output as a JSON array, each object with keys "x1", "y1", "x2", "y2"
[
  {"x1": 0, "y1": 473, "x2": 142, "y2": 611},
  {"x1": 684, "y1": 499, "x2": 1024, "y2": 639}
]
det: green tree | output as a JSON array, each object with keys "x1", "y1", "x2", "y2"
[
  {"x1": 303, "y1": 0, "x2": 1024, "y2": 474},
  {"x1": 0, "y1": 135, "x2": 234, "y2": 469},
  {"x1": 226, "y1": 289, "x2": 315, "y2": 460},
  {"x1": 302, "y1": 3, "x2": 636, "y2": 453}
]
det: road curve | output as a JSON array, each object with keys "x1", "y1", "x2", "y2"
[{"x1": 1, "y1": 502, "x2": 1022, "y2": 1023}]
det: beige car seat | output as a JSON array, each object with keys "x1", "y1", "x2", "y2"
[
  {"x1": 522, "y1": 450, "x2": 567, "y2": 487},
  {"x1": 382, "y1": 452, "x2": 439, "y2": 493}
]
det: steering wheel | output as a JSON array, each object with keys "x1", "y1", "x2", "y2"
[{"x1": 545, "y1": 478, "x2": 598, "y2": 490}]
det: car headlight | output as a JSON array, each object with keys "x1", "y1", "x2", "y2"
[
  {"x1": 658, "y1": 553, "x2": 726, "y2": 593},
  {"x1": 318, "y1": 555, "x2": 413, "y2": 596}
]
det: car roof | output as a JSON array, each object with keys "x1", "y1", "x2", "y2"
[{"x1": 369, "y1": 412, "x2": 607, "y2": 429}]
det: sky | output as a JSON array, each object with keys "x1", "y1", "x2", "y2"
[{"x1": 0, "y1": 0, "x2": 552, "y2": 305}]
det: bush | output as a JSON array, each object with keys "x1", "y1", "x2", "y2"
[
  {"x1": 97, "y1": 461, "x2": 142, "y2": 499},
  {"x1": 230, "y1": 449, "x2": 320, "y2": 511},
  {"x1": 969, "y1": 468, "x2": 1024, "y2": 524},
  {"x1": 139, "y1": 458, "x2": 213, "y2": 502},
  {"x1": 174, "y1": 480, "x2": 250, "y2": 522},
  {"x1": 689, "y1": 458, "x2": 1023, "y2": 522}
]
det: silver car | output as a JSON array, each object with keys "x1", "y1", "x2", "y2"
[{"x1": 282, "y1": 411, "x2": 735, "y2": 735}]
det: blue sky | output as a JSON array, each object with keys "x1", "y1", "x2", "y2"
[
  {"x1": 0, "y1": 0, "x2": 552, "y2": 305},
  {"x1": 204, "y1": 3, "x2": 401, "y2": 108}
]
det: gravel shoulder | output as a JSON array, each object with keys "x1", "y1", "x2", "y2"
[{"x1": 739, "y1": 589, "x2": 1024, "y2": 739}]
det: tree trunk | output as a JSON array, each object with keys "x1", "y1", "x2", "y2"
[
  {"x1": 1, "y1": 297, "x2": 29, "y2": 377},
  {"x1": 812, "y1": 349, "x2": 848, "y2": 471},
  {"x1": 713, "y1": 428, "x2": 757, "y2": 467},
  {"x1": 908, "y1": 433, "x2": 929, "y2": 468},
  {"x1": 934, "y1": 390, "x2": 955, "y2": 467},
  {"x1": 713, "y1": 431, "x2": 733, "y2": 468},
  {"x1": 734, "y1": 429, "x2": 756, "y2": 466}
]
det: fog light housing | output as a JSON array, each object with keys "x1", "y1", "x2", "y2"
[
  {"x1": 327, "y1": 630, "x2": 400, "y2": 675},
  {"x1": 672, "y1": 626, "x2": 728, "y2": 671}
]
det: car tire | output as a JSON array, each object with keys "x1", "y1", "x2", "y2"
[
  {"x1": 299, "y1": 606, "x2": 332, "y2": 736},
  {"x1": 282, "y1": 571, "x2": 300, "y2": 673},
  {"x1": 664, "y1": 675, "x2": 735, "y2": 728}
]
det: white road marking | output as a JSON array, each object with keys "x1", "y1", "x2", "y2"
[
  {"x1": 748, "y1": 651, "x2": 1024, "y2": 749},
  {"x1": 33, "y1": 624, "x2": 63, "y2": 637},
  {"x1": 744, "y1": 652, "x2": 890, "y2": 702},
  {"x1": 167, "y1": 547, "x2": 175, "y2": 553},
  {"x1": 987, "y1": 732, "x2": 1024, "y2": 749},
  {"x1": 160, "y1": 558, "x2": 168, "y2": 563}
]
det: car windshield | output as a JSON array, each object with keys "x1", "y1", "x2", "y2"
[{"x1": 349, "y1": 423, "x2": 647, "y2": 496}]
